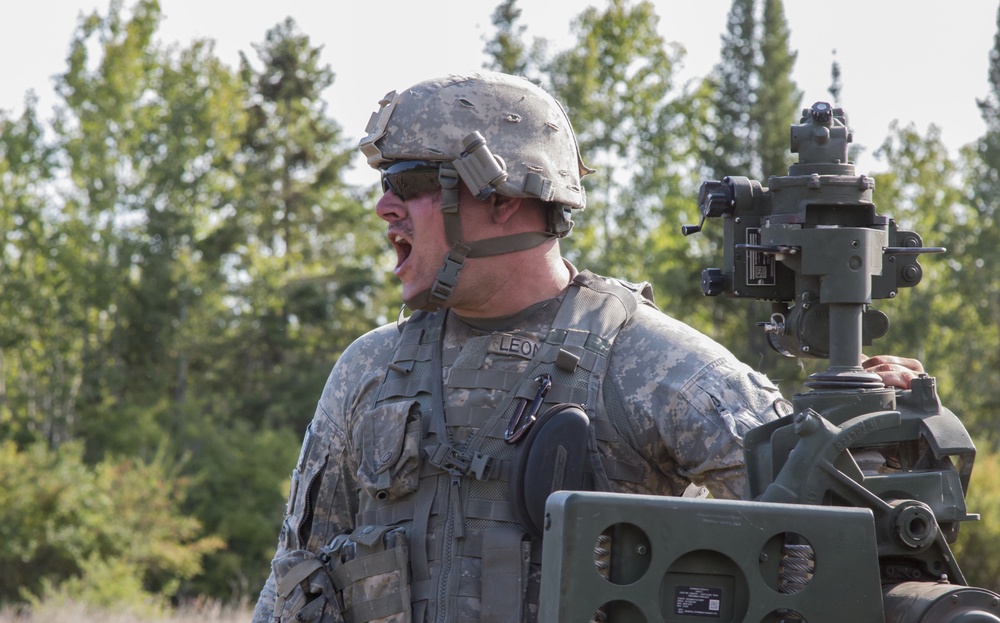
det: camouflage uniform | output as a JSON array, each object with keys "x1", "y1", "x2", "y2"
[{"x1": 251, "y1": 278, "x2": 784, "y2": 622}]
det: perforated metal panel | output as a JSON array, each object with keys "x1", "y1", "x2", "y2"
[{"x1": 539, "y1": 491, "x2": 883, "y2": 623}]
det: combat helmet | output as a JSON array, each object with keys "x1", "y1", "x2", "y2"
[{"x1": 359, "y1": 71, "x2": 593, "y2": 312}]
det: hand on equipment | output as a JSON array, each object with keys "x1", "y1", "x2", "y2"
[{"x1": 862, "y1": 355, "x2": 925, "y2": 389}]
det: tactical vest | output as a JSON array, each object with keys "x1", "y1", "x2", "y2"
[{"x1": 278, "y1": 272, "x2": 654, "y2": 623}]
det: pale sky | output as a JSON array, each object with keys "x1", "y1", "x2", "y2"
[{"x1": 2, "y1": 0, "x2": 997, "y2": 185}]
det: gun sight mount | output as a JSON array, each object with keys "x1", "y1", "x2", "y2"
[{"x1": 683, "y1": 102, "x2": 944, "y2": 389}]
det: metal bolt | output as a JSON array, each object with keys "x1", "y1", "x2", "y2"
[{"x1": 636, "y1": 545, "x2": 648, "y2": 555}]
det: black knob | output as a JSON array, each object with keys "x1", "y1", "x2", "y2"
[
  {"x1": 701, "y1": 268, "x2": 725, "y2": 296},
  {"x1": 811, "y1": 101, "x2": 833, "y2": 123},
  {"x1": 698, "y1": 180, "x2": 736, "y2": 218}
]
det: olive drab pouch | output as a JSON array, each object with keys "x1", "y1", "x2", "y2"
[
  {"x1": 329, "y1": 526, "x2": 412, "y2": 623},
  {"x1": 355, "y1": 400, "x2": 422, "y2": 501},
  {"x1": 272, "y1": 547, "x2": 345, "y2": 623}
]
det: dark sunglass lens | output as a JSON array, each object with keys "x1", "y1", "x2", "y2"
[{"x1": 381, "y1": 161, "x2": 441, "y2": 200}]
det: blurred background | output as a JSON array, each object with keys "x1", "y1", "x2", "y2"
[{"x1": 1, "y1": 0, "x2": 999, "y2": 619}]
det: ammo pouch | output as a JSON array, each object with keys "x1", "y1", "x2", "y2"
[
  {"x1": 356, "y1": 401, "x2": 422, "y2": 501},
  {"x1": 272, "y1": 547, "x2": 344, "y2": 623},
  {"x1": 273, "y1": 526, "x2": 412, "y2": 623},
  {"x1": 510, "y1": 403, "x2": 591, "y2": 539}
]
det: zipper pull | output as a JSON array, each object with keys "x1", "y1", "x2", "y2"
[{"x1": 450, "y1": 475, "x2": 466, "y2": 540}]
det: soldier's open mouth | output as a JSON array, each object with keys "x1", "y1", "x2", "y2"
[{"x1": 390, "y1": 233, "x2": 412, "y2": 272}]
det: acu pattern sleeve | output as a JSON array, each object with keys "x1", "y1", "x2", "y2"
[
  {"x1": 606, "y1": 304, "x2": 785, "y2": 500},
  {"x1": 251, "y1": 323, "x2": 401, "y2": 623}
]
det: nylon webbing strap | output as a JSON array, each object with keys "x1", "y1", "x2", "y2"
[
  {"x1": 410, "y1": 311, "x2": 448, "y2": 582},
  {"x1": 439, "y1": 164, "x2": 462, "y2": 247},
  {"x1": 448, "y1": 368, "x2": 525, "y2": 390},
  {"x1": 276, "y1": 557, "x2": 325, "y2": 598},
  {"x1": 274, "y1": 558, "x2": 323, "y2": 612},
  {"x1": 373, "y1": 313, "x2": 429, "y2": 405},
  {"x1": 480, "y1": 528, "x2": 527, "y2": 623},
  {"x1": 330, "y1": 549, "x2": 400, "y2": 588},
  {"x1": 408, "y1": 479, "x2": 436, "y2": 583},
  {"x1": 377, "y1": 376, "x2": 436, "y2": 401},
  {"x1": 465, "y1": 231, "x2": 555, "y2": 258},
  {"x1": 344, "y1": 593, "x2": 407, "y2": 623}
]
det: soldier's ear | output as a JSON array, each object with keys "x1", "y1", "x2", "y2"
[{"x1": 489, "y1": 194, "x2": 524, "y2": 225}]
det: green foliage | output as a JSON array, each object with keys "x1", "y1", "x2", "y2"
[
  {"x1": 871, "y1": 121, "x2": 999, "y2": 438},
  {"x1": 703, "y1": 0, "x2": 756, "y2": 177},
  {"x1": 0, "y1": 441, "x2": 222, "y2": 607},
  {"x1": 685, "y1": 0, "x2": 809, "y2": 386},
  {"x1": 484, "y1": 0, "x2": 530, "y2": 75},
  {"x1": 954, "y1": 441, "x2": 1000, "y2": 592},
  {"x1": 545, "y1": 0, "x2": 690, "y2": 283},
  {"x1": 953, "y1": 3, "x2": 1000, "y2": 444},
  {"x1": 0, "y1": 97, "x2": 67, "y2": 446},
  {"x1": 755, "y1": 0, "x2": 801, "y2": 180},
  {"x1": 179, "y1": 422, "x2": 301, "y2": 597},
  {"x1": 1, "y1": 0, "x2": 391, "y2": 608},
  {"x1": 230, "y1": 18, "x2": 394, "y2": 431},
  {"x1": 2, "y1": 0, "x2": 999, "y2": 612}
]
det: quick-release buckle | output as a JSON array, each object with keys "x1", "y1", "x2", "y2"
[
  {"x1": 427, "y1": 444, "x2": 494, "y2": 479},
  {"x1": 504, "y1": 373, "x2": 552, "y2": 444}
]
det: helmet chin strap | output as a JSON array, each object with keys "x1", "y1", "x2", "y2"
[{"x1": 403, "y1": 163, "x2": 557, "y2": 312}]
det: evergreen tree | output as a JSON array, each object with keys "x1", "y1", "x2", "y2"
[
  {"x1": 704, "y1": 0, "x2": 756, "y2": 178},
  {"x1": 232, "y1": 18, "x2": 390, "y2": 433},
  {"x1": 693, "y1": 0, "x2": 807, "y2": 384},
  {"x1": 755, "y1": 0, "x2": 800, "y2": 180}
]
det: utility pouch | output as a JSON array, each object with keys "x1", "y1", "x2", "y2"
[
  {"x1": 329, "y1": 525, "x2": 412, "y2": 623},
  {"x1": 356, "y1": 400, "x2": 422, "y2": 501},
  {"x1": 272, "y1": 547, "x2": 345, "y2": 623},
  {"x1": 510, "y1": 403, "x2": 591, "y2": 539}
]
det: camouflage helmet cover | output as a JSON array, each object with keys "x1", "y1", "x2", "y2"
[{"x1": 359, "y1": 71, "x2": 593, "y2": 210}]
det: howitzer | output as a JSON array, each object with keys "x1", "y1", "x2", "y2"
[{"x1": 538, "y1": 102, "x2": 1000, "y2": 622}]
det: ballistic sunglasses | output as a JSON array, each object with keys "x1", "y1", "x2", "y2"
[{"x1": 381, "y1": 160, "x2": 442, "y2": 200}]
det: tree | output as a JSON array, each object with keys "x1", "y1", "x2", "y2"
[
  {"x1": 484, "y1": 0, "x2": 529, "y2": 75},
  {"x1": 953, "y1": 2, "x2": 1000, "y2": 444},
  {"x1": 871, "y1": 123, "x2": 971, "y2": 405},
  {"x1": 231, "y1": 18, "x2": 392, "y2": 433},
  {"x1": 543, "y1": 0, "x2": 692, "y2": 284},
  {"x1": 703, "y1": 0, "x2": 756, "y2": 178},
  {"x1": 0, "y1": 441, "x2": 222, "y2": 608},
  {"x1": 0, "y1": 97, "x2": 69, "y2": 446},
  {"x1": 755, "y1": 0, "x2": 800, "y2": 180},
  {"x1": 690, "y1": 0, "x2": 807, "y2": 385},
  {"x1": 48, "y1": 0, "x2": 252, "y2": 463}
]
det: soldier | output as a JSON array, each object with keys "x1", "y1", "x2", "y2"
[{"x1": 251, "y1": 71, "x2": 922, "y2": 623}]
